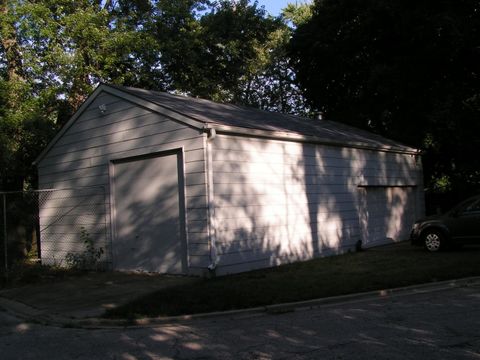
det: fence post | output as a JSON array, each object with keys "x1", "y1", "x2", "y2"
[{"x1": 2, "y1": 193, "x2": 7, "y2": 273}]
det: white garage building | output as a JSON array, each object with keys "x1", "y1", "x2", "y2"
[{"x1": 35, "y1": 84, "x2": 424, "y2": 275}]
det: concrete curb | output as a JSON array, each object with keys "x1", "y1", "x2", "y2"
[{"x1": 1, "y1": 276, "x2": 480, "y2": 329}]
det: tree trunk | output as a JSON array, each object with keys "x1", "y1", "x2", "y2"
[{"x1": 0, "y1": 0, "x2": 24, "y2": 82}]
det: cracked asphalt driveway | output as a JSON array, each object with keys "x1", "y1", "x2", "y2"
[{"x1": 1, "y1": 283, "x2": 479, "y2": 359}]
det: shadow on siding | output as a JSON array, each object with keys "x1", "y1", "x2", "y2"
[{"x1": 211, "y1": 135, "x2": 422, "y2": 275}]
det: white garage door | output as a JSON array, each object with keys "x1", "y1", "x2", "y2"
[
  {"x1": 112, "y1": 151, "x2": 187, "y2": 273},
  {"x1": 359, "y1": 186, "x2": 418, "y2": 248}
]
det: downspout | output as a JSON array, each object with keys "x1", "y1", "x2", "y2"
[{"x1": 205, "y1": 126, "x2": 218, "y2": 273}]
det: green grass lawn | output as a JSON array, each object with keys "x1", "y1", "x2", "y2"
[{"x1": 104, "y1": 242, "x2": 480, "y2": 319}]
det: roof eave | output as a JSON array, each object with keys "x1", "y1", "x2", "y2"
[{"x1": 203, "y1": 123, "x2": 420, "y2": 155}]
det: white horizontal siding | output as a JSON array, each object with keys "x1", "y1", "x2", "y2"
[
  {"x1": 213, "y1": 183, "x2": 351, "y2": 196},
  {"x1": 213, "y1": 244, "x2": 356, "y2": 276},
  {"x1": 38, "y1": 92, "x2": 209, "y2": 271},
  {"x1": 189, "y1": 255, "x2": 210, "y2": 268},
  {"x1": 187, "y1": 232, "x2": 209, "y2": 244},
  {"x1": 211, "y1": 134, "x2": 423, "y2": 275},
  {"x1": 214, "y1": 213, "x2": 360, "y2": 231},
  {"x1": 38, "y1": 147, "x2": 204, "y2": 178},
  {"x1": 40, "y1": 214, "x2": 103, "y2": 225},
  {"x1": 214, "y1": 205, "x2": 359, "y2": 221},
  {"x1": 50, "y1": 119, "x2": 187, "y2": 156},
  {"x1": 41, "y1": 129, "x2": 202, "y2": 166},
  {"x1": 59, "y1": 111, "x2": 160, "y2": 142}
]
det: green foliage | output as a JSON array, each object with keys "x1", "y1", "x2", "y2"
[
  {"x1": 289, "y1": 0, "x2": 480, "y2": 203},
  {"x1": 282, "y1": 1, "x2": 313, "y2": 27},
  {"x1": 15, "y1": 0, "x2": 158, "y2": 110},
  {"x1": 198, "y1": 0, "x2": 278, "y2": 102},
  {"x1": 149, "y1": 0, "x2": 210, "y2": 93},
  {"x1": 148, "y1": 0, "x2": 309, "y2": 113},
  {"x1": 65, "y1": 228, "x2": 104, "y2": 271},
  {"x1": 242, "y1": 24, "x2": 310, "y2": 115},
  {"x1": 0, "y1": 78, "x2": 57, "y2": 189}
]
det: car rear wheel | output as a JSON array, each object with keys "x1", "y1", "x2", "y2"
[{"x1": 423, "y1": 230, "x2": 444, "y2": 252}]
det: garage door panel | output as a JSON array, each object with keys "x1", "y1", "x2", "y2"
[
  {"x1": 359, "y1": 186, "x2": 417, "y2": 247},
  {"x1": 112, "y1": 152, "x2": 186, "y2": 273}
]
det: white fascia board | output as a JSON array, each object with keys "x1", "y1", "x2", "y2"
[{"x1": 203, "y1": 123, "x2": 421, "y2": 155}]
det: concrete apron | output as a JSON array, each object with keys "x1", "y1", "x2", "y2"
[
  {"x1": 0, "y1": 271, "x2": 196, "y2": 320},
  {"x1": 1, "y1": 276, "x2": 479, "y2": 329}
]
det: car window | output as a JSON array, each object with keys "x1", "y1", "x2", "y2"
[
  {"x1": 464, "y1": 199, "x2": 480, "y2": 213},
  {"x1": 452, "y1": 197, "x2": 478, "y2": 214}
]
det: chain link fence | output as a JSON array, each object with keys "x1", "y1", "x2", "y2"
[{"x1": 0, "y1": 186, "x2": 110, "y2": 274}]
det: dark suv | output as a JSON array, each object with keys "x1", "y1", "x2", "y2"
[{"x1": 411, "y1": 195, "x2": 480, "y2": 251}]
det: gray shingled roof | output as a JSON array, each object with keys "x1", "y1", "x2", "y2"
[{"x1": 108, "y1": 84, "x2": 417, "y2": 153}]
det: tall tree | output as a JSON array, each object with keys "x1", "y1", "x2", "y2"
[
  {"x1": 289, "y1": 0, "x2": 480, "y2": 205},
  {"x1": 149, "y1": 0, "x2": 209, "y2": 94},
  {"x1": 17, "y1": 0, "x2": 157, "y2": 116},
  {"x1": 153, "y1": 0, "x2": 280, "y2": 103},
  {"x1": 198, "y1": 0, "x2": 279, "y2": 102},
  {"x1": 154, "y1": 0, "x2": 309, "y2": 113},
  {"x1": 0, "y1": 0, "x2": 52, "y2": 189},
  {"x1": 0, "y1": 0, "x2": 23, "y2": 82},
  {"x1": 243, "y1": 1, "x2": 312, "y2": 114}
]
